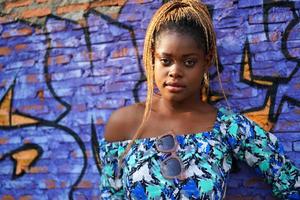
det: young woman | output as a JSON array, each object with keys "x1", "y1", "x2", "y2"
[{"x1": 100, "y1": 0, "x2": 300, "y2": 199}]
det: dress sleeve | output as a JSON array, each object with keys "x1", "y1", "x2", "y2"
[
  {"x1": 222, "y1": 111, "x2": 300, "y2": 199},
  {"x1": 99, "y1": 139, "x2": 127, "y2": 200}
]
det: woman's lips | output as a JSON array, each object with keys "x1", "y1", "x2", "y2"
[{"x1": 164, "y1": 82, "x2": 186, "y2": 93}]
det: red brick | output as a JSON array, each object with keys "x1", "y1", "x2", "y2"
[
  {"x1": 47, "y1": 57, "x2": 53, "y2": 66},
  {"x1": 85, "y1": 150, "x2": 92, "y2": 158},
  {"x1": 28, "y1": 166, "x2": 48, "y2": 173},
  {"x1": 91, "y1": 0, "x2": 127, "y2": 7},
  {"x1": 75, "y1": 180, "x2": 93, "y2": 188},
  {"x1": 17, "y1": 28, "x2": 32, "y2": 36},
  {"x1": 5, "y1": 0, "x2": 33, "y2": 10},
  {"x1": 0, "y1": 138, "x2": 8, "y2": 144},
  {"x1": 19, "y1": 195, "x2": 32, "y2": 200},
  {"x1": 23, "y1": 139, "x2": 32, "y2": 144},
  {"x1": 71, "y1": 150, "x2": 78, "y2": 158},
  {"x1": 61, "y1": 181, "x2": 67, "y2": 188},
  {"x1": 56, "y1": 3, "x2": 90, "y2": 15},
  {"x1": 56, "y1": 104, "x2": 65, "y2": 111},
  {"x1": 270, "y1": 32, "x2": 280, "y2": 42},
  {"x1": 15, "y1": 44, "x2": 27, "y2": 51},
  {"x1": 0, "y1": 80, "x2": 6, "y2": 87},
  {"x1": 21, "y1": 7, "x2": 51, "y2": 18},
  {"x1": 36, "y1": 0, "x2": 50, "y2": 3},
  {"x1": 112, "y1": 47, "x2": 129, "y2": 58},
  {"x1": 26, "y1": 74, "x2": 38, "y2": 83},
  {"x1": 21, "y1": 104, "x2": 44, "y2": 111},
  {"x1": 74, "y1": 104, "x2": 86, "y2": 112},
  {"x1": 1, "y1": 32, "x2": 11, "y2": 38},
  {"x1": 0, "y1": 47, "x2": 11, "y2": 56},
  {"x1": 1, "y1": 195, "x2": 14, "y2": 200},
  {"x1": 45, "y1": 179, "x2": 56, "y2": 189},
  {"x1": 2, "y1": 28, "x2": 32, "y2": 38},
  {"x1": 55, "y1": 55, "x2": 70, "y2": 64}
]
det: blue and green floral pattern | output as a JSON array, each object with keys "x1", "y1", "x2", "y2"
[{"x1": 99, "y1": 108, "x2": 300, "y2": 199}]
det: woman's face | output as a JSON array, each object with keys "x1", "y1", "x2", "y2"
[{"x1": 154, "y1": 31, "x2": 210, "y2": 103}]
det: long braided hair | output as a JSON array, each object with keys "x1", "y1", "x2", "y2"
[{"x1": 118, "y1": 0, "x2": 227, "y2": 168}]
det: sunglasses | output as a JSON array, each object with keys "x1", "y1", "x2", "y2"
[{"x1": 155, "y1": 132, "x2": 185, "y2": 180}]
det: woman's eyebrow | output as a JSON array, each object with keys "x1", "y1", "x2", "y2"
[
  {"x1": 155, "y1": 52, "x2": 199, "y2": 57},
  {"x1": 154, "y1": 52, "x2": 172, "y2": 58},
  {"x1": 182, "y1": 53, "x2": 199, "y2": 57}
]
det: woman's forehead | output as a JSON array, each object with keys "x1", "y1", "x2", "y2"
[{"x1": 155, "y1": 31, "x2": 204, "y2": 54}]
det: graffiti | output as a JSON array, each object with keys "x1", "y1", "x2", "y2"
[
  {"x1": 0, "y1": 0, "x2": 299, "y2": 199},
  {"x1": 0, "y1": 143, "x2": 43, "y2": 179},
  {"x1": 0, "y1": 1, "x2": 162, "y2": 199},
  {"x1": 241, "y1": 1, "x2": 300, "y2": 131},
  {"x1": 0, "y1": 81, "x2": 87, "y2": 199}
]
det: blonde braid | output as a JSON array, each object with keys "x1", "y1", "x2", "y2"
[{"x1": 118, "y1": 0, "x2": 230, "y2": 169}]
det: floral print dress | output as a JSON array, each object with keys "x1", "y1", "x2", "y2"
[{"x1": 99, "y1": 108, "x2": 300, "y2": 200}]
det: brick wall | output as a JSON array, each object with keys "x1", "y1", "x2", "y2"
[{"x1": 0, "y1": 0, "x2": 299, "y2": 199}]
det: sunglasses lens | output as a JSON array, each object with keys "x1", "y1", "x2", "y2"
[
  {"x1": 161, "y1": 157, "x2": 182, "y2": 177},
  {"x1": 157, "y1": 135, "x2": 175, "y2": 151}
]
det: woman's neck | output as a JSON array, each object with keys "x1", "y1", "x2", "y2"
[{"x1": 156, "y1": 96, "x2": 205, "y2": 116}]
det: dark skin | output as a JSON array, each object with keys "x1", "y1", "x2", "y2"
[{"x1": 105, "y1": 31, "x2": 217, "y2": 142}]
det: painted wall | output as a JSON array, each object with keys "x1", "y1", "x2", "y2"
[{"x1": 0, "y1": 0, "x2": 299, "y2": 199}]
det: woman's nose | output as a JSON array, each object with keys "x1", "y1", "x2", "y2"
[{"x1": 168, "y1": 65, "x2": 183, "y2": 78}]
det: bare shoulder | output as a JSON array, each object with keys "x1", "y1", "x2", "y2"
[{"x1": 104, "y1": 102, "x2": 145, "y2": 142}]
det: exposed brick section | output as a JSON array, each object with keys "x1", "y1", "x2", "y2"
[
  {"x1": 0, "y1": 138, "x2": 8, "y2": 144},
  {"x1": 1, "y1": 195, "x2": 14, "y2": 200},
  {"x1": 60, "y1": 181, "x2": 68, "y2": 188},
  {"x1": 5, "y1": 0, "x2": 33, "y2": 10},
  {"x1": 36, "y1": 0, "x2": 50, "y2": 3},
  {"x1": 56, "y1": 3, "x2": 90, "y2": 15},
  {"x1": 0, "y1": 47, "x2": 11, "y2": 56},
  {"x1": 74, "y1": 104, "x2": 87, "y2": 112},
  {"x1": 75, "y1": 180, "x2": 93, "y2": 189},
  {"x1": 45, "y1": 179, "x2": 56, "y2": 189},
  {"x1": 55, "y1": 55, "x2": 71, "y2": 65},
  {"x1": 26, "y1": 75, "x2": 38, "y2": 83},
  {"x1": 17, "y1": 28, "x2": 33, "y2": 36},
  {"x1": 21, "y1": 7, "x2": 51, "y2": 18},
  {"x1": 27, "y1": 166, "x2": 48, "y2": 173},
  {"x1": 112, "y1": 47, "x2": 129, "y2": 58},
  {"x1": 90, "y1": 0, "x2": 127, "y2": 7},
  {"x1": 19, "y1": 196, "x2": 32, "y2": 200},
  {"x1": 20, "y1": 104, "x2": 45, "y2": 112},
  {"x1": 15, "y1": 44, "x2": 27, "y2": 51}
]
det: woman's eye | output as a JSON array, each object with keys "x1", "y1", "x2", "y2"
[
  {"x1": 184, "y1": 59, "x2": 196, "y2": 67},
  {"x1": 160, "y1": 58, "x2": 171, "y2": 66}
]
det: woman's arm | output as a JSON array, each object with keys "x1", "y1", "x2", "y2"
[{"x1": 223, "y1": 111, "x2": 300, "y2": 199}]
